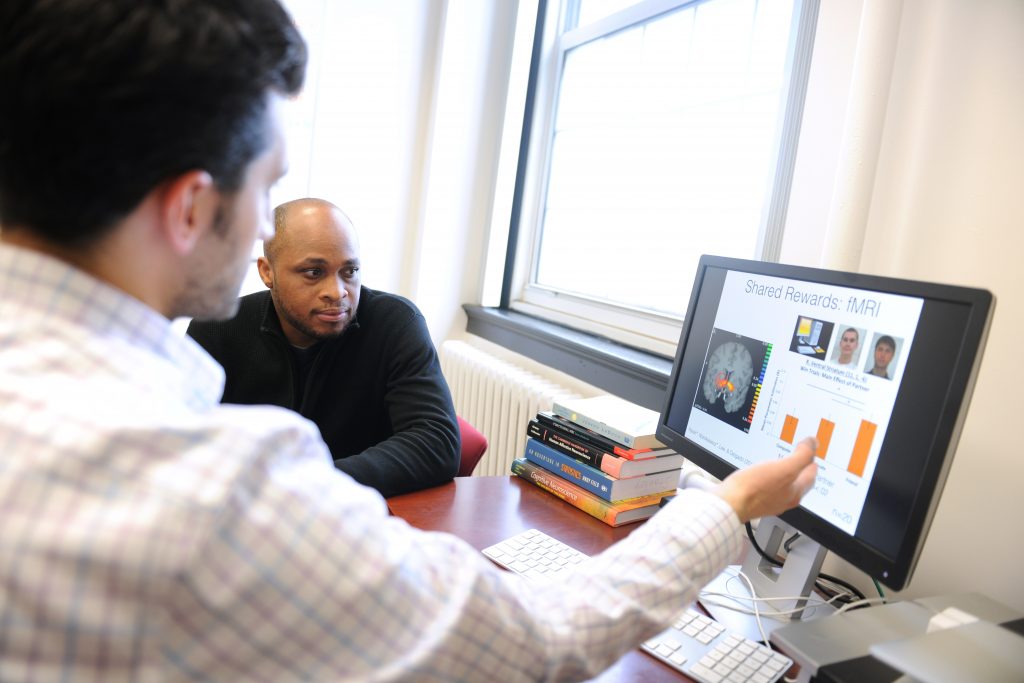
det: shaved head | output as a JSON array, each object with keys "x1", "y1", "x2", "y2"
[
  {"x1": 267, "y1": 198, "x2": 358, "y2": 263},
  {"x1": 258, "y1": 198, "x2": 362, "y2": 348}
]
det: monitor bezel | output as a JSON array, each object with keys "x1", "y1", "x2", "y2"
[{"x1": 656, "y1": 255, "x2": 994, "y2": 590}]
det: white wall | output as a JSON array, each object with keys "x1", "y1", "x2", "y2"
[
  {"x1": 861, "y1": 0, "x2": 1024, "y2": 609},
  {"x1": 269, "y1": 0, "x2": 443, "y2": 297},
  {"x1": 782, "y1": 0, "x2": 1024, "y2": 610},
  {"x1": 269, "y1": 0, "x2": 516, "y2": 343},
  {"x1": 413, "y1": 2, "x2": 521, "y2": 343}
]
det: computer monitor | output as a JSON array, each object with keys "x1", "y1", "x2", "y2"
[{"x1": 656, "y1": 255, "x2": 993, "y2": 627}]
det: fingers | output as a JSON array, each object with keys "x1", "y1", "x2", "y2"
[
  {"x1": 791, "y1": 437, "x2": 818, "y2": 465},
  {"x1": 769, "y1": 437, "x2": 817, "y2": 487},
  {"x1": 713, "y1": 438, "x2": 822, "y2": 522},
  {"x1": 794, "y1": 438, "x2": 818, "y2": 487},
  {"x1": 766, "y1": 437, "x2": 816, "y2": 482},
  {"x1": 781, "y1": 438, "x2": 819, "y2": 506},
  {"x1": 793, "y1": 457, "x2": 819, "y2": 497}
]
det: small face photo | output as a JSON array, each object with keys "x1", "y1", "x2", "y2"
[
  {"x1": 864, "y1": 333, "x2": 902, "y2": 380},
  {"x1": 830, "y1": 326, "x2": 864, "y2": 367}
]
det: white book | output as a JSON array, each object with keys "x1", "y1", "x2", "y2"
[{"x1": 551, "y1": 394, "x2": 665, "y2": 449}]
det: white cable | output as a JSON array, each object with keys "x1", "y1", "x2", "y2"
[
  {"x1": 813, "y1": 576, "x2": 859, "y2": 603},
  {"x1": 699, "y1": 589, "x2": 841, "y2": 608},
  {"x1": 679, "y1": 469, "x2": 717, "y2": 492},
  {"x1": 699, "y1": 591, "x2": 849, "y2": 619},
  {"x1": 832, "y1": 596, "x2": 888, "y2": 616},
  {"x1": 734, "y1": 570, "x2": 770, "y2": 643},
  {"x1": 699, "y1": 574, "x2": 851, "y2": 610}
]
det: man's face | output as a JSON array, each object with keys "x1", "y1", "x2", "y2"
[
  {"x1": 176, "y1": 95, "x2": 287, "y2": 320},
  {"x1": 874, "y1": 342, "x2": 895, "y2": 370},
  {"x1": 259, "y1": 206, "x2": 362, "y2": 348},
  {"x1": 839, "y1": 330, "x2": 859, "y2": 359}
]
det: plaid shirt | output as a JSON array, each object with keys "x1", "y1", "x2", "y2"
[{"x1": 0, "y1": 244, "x2": 742, "y2": 682}]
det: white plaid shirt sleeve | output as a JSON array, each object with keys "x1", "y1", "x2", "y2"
[
  {"x1": 161, "y1": 423, "x2": 741, "y2": 682},
  {"x1": 0, "y1": 245, "x2": 743, "y2": 682}
]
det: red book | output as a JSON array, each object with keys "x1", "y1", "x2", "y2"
[
  {"x1": 527, "y1": 419, "x2": 683, "y2": 478},
  {"x1": 535, "y1": 411, "x2": 673, "y2": 460}
]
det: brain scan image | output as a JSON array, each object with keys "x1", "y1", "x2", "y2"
[{"x1": 702, "y1": 341, "x2": 754, "y2": 413}]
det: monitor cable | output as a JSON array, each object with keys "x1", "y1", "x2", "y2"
[{"x1": 745, "y1": 522, "x2": 868, "y2": 605}]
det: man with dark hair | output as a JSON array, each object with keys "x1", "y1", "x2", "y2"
[
  {"x1": 188, "y1": 198, "x2": 460, "y2": 497},
  {"x1": 869, "y1": 335, "x2": 897, "y2": 379},
  {"x1": 0, "y1": 1, "x2": 818, "y2": 680},
  {"x1": 0, "y1": 0, "x2": 306, "y2": 257}
]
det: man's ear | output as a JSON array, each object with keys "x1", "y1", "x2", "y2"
[
  {"x1": 159, "y1": 170, "x2": 218, "y2": 255},
  {"x1": 257, "y1": 256, "x2": 274, "y2": 289}
]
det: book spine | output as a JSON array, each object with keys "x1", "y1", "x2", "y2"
[
  {"x1": 536, "y1": 411, "x2": 664, "y2": 460},
  {"x1": 523, "y1": 438, "x2": 614, "y2": 500},
  {"x1": 530, "y1": 421, "x2": 654, "y2": 479},
  {"x1": 510, "y1": 459, "x2": 666, "y2": 526},
  {"x1": 527, "y1": 419, "x2": 607, "y2": 471},
  {"x1": 525, "y1": 438, "x2": 681, "y2": 500},
  {"x1": 599, "y1": 452, "x2": 630, "y2": 479},
  {"x1": 551, "y1": 400, "x2": 638, "y2": 448},
  {"x1": 608, "y1": 452, "x2": 686, "y2": 478},
  {"x1": 536, "y1": 411, "x2": 626, "y2": 455},
  {"x1": 610, "y1": 443, "x2": 659, "y2": 460},
  {"x1": 510, "y1": 459, "x2": 622, "y2": 526}
]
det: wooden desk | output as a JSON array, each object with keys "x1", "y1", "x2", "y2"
[{"x1": 387, "y1": 475, "x2": 694, "y2": 682}]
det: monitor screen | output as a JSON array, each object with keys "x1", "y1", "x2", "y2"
[{"x1": 657, "y1": 256, "x2": 993, "y2": 590}]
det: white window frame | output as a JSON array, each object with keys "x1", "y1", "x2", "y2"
[{"x1": 505, "y1": 0, "x2": 819, "y2": 358}]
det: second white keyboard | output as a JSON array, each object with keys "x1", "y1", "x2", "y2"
[
  {"x1": 642, "y1": 608, "x2": 793, "y2": 683},
  {"x1": 482, "y1": 528, "x2": 794, "y2": 683},
  {"x1": 481, "y1": 528, "x2": 588, "y2": 579}
]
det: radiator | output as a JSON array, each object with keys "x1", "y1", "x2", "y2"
[{"x1": 440, "y1": 340, "x2": 585, "y2": 476}]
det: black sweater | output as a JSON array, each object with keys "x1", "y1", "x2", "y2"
[{"x1": 187, "y1": 288, "x2": 459, "y2": 497}]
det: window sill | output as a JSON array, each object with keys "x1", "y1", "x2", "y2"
[{"x1": 462, "y1": 305, "x2": 674, "y2": 412}]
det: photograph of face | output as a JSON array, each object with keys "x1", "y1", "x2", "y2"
[
  {"x1": 830, "y1": 326, "x2": 864, "y2": 367},
  {"x1": 865, "y1": 333, "x2": 903, "y2": 380}
]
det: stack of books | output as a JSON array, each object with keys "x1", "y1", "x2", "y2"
[{"x1": 510, "y1": 395, "x2": 684, "y2": 527}]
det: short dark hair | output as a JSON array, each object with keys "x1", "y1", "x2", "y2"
[
  {"x1": 0, "y1": 0, "x2": 307, "y2": 246},
  {"x1": 876, "y1": 335, "x2": 896, "y2": 351}
]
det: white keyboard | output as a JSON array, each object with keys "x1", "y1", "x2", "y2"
[
  {"x1": 481, "y1": 528, "x2": 588, "y2": 579},
  {"x1": 642, "y1": 608, "x2": 793, "y2": 683},
  {"x1": 483, "y1": 529, "x2": 794, "y2": 683}
]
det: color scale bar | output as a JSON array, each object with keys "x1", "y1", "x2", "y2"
[{"x1": 746, "y1": 344, "x2": 773, "y2": 424}]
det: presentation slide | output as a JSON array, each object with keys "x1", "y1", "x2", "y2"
[{"x1": 684, "y1": 270, "x2": 924, "y2": 533}]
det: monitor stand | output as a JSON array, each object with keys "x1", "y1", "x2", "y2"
[{"x1": 699, "y1": 516, "x2": 836, "y2": 643}]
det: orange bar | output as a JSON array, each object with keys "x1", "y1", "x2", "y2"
[
  {"x1": 816, "y1": 419, "x2": 835, "y2": 459},
  {"x1": 848, "y1": 420, "x2": 877, "y2": 477},
  {"x1": 780, "y1": 415, "x2": 798, "y2": 444}
]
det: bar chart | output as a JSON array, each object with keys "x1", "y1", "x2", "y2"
[
  {"x1": 778, "y1": 413, "x2": 877, "y2": 477},
  {"x1": 761, "y1": 369, "x2": 880, "y2": 479}
]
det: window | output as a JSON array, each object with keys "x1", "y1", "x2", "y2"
[{"x1": 506, "y1": 0, "x2": 817, "y2": 356}]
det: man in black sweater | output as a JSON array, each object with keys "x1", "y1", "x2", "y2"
[{"x1": 187, "y1": 198, "x2": 459, "y2": 497}]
